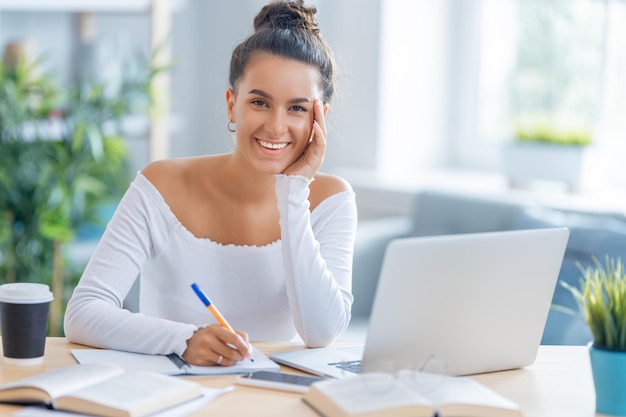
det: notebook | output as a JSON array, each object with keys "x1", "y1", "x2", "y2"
[
  {"x1": 71, "y1": 345, "x2": 279, "y2": 375},
  {"x1": 270, "y1": 227, "x2": 569, "y2": 378}
]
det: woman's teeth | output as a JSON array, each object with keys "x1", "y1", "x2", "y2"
[{"x1": 258, "y1": 140, "x2": 288, "y2": 150}]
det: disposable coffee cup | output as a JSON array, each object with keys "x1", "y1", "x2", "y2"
[{"x1": 0, "y1": 283, "x2": 53, "y2": 366}]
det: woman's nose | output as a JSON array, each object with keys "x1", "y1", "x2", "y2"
[{"x1": 265, "y1": 110, "x2": 287, "y2": 137}]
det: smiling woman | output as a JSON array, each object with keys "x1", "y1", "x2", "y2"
[
  {"x1": 226, "y1": 53, "x2": 325, "y2": 176},
  {"x1": 63, "y1": 0, "x2": 357, "y2": 368}
]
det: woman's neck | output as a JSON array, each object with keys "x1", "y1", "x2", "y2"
[{"x1": 218, "y1": 152, "x2": 277, "y2": 204}]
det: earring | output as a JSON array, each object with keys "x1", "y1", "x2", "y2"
[{"x1": 227, "y1": 121, "x2": 236, "y2": 133}]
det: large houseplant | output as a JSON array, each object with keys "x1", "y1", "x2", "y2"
[
  {"x1": 561, "y1": 257, "x2": 626, "y2": 415},
  {"x1": 0, "y1": 46, "x2": 160, "y2": 336}
]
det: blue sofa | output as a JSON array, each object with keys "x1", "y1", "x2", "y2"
[{"x1": 352, "y1": 188, "x2": 626, "y2": 345}]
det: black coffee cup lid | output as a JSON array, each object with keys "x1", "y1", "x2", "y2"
[{"x1": 0, "y1": 283, "x2": 54, "y2": 304}]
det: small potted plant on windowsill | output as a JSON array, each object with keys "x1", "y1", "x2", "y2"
[
  {"x1": 560, "y1": 257, "x2": 626, "y2": 416},
  {"x1": 502, "y1": 118, "x2": 595, "y2": 193}
]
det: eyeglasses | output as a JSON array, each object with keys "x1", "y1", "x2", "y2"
[{"x1": 359, "y1": 354, "x2": 448, "y2": 397}]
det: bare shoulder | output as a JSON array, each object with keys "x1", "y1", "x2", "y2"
[
  {"x1": 140, "y1": 156, "x2": 214, "y2": 200},
  {"x1": 141, "y1": 158, "x2": 187, "y2": 192},
  {"x1": 309, "y1": 173, "x2": 353, "y2": 210}
]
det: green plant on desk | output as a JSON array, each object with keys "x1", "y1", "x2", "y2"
[
  {"x1": 560, "y1": 256, "x2": 626, "y2": 416},
  {"x1": 561, "y1": 257, "x2": 626, "y2": 350},
  {"x1": 0, "y1": 47, "x2": 162, "y2": 336}
]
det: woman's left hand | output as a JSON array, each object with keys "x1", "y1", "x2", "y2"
[{"x1": 282, "y1": 99, "x2": 327, "y2": 179}]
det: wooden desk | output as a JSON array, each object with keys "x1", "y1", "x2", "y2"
[{"x1": 0, "y1": 339, "x2": 601, "y2": 417}]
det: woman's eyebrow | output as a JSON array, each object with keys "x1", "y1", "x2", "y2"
[
  {"x1": 248, "y1": 89, "x2": 312, "y2": 104},
  {"x1": 248, "y1": 89, "x2": 272, "y2": 99}
]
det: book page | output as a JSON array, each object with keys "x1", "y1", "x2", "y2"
[
  {"x1": 54, "y1": 371, "x2": 202, "y2": 417},
  {"x1": 14, "y1": 386, "x2": 234, "y2": 417},
  {"x1": 397, "y1": 371, "x2": 521, "y2": 417},
  {"x1": 0, "y1": 363, "x2": 124, "y2": 404},
  {"x1": 308, "y1": 373, "x2": 434, "y2": 416}
]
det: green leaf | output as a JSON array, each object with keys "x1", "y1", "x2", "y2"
[
  {"x1": 86, "y1": 123, "x2": 104, "y2": 160},
  {"x1": 560, "y1": 257, "x2": 626, "y2": 350}
]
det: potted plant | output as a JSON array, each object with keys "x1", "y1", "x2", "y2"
[
  {"x1": 502, "y1": 117, "x2": 595, "y2": 193},
  {"x1": 0, "y1": 44, "x2": 161, "y2": 336},
  {"x1": 561, "y1": 257, "x2": 626, "y2": 416}
]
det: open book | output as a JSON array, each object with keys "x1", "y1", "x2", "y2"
[
  {"x1": 0, "y1": 363, "x2": 203, "y2": 417},
  {"x1": 303, "y1": 370, "x2": 522, "y2": 417},
  {"x1": 71, "y1": 345, "x2": 279, "y2": 375}
]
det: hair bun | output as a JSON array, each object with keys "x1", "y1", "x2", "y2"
[{"x1": 254, "y1": 0, "x2": 319, "y2": 34}]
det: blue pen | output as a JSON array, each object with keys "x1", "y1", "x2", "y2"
[{"x1": 191, "y1": 283, "x2": 254, "y2": 361}]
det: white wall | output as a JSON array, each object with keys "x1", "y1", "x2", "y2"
[
  {"x1": 316, "y1": 0, "x2": 381, "y2": 171},
  {"x1": 377, "y1": 0, "x2": 450, "y2": 180}
]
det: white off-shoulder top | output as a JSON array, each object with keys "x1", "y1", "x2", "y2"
[{"x1": 64, "y1": 173, "x2": 357, "y2": 357}]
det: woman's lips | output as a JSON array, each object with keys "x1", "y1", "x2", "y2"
[
  {"x1": 256, "y1": 139, "x2": 290, "y2": 154},
  {"x1": 256, "y1": 139, "x2": 290, "y2": 150}
]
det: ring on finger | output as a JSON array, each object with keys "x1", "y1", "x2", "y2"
[{"x1": 216, "y1": 355, "x2": 223, "y2": 365}]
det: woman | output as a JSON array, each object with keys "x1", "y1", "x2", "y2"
[{"x1": 64, "y1": 0, "x2": 357, "y2": 367}]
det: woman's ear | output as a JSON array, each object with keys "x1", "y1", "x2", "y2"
[
  {"x1": 323, "y1": 102, "x2": 329, "y2": 116},
  {"x1": 226, "y1": 88, "x2": 235, "y2": 122}
]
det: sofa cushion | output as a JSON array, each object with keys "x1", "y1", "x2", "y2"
[
  {"x1": 411, "y1": 189, "x2": 526, "y2": 236},
  {"x1": 352, "y1": 216, "x2": 414, "y2": 318},
  {"x1": 516, "y1": 207, "x2": 626, "y2": 345}
]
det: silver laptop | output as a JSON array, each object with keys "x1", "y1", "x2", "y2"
[{"x1": 270, "y1": 228, "x2": 569, "y2": 377}]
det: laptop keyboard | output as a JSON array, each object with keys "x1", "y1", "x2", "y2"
[{"x1": 328, "y1": 360, "x2": 361, "y2": 373}]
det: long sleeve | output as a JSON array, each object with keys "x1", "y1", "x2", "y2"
[
  {"x1": 65, "y1": 173, "x2": 357, "y2": 354},
  {"x1": 63, "y1": 175, "x2": 197, "y2": 356},
  {"x1": 276, "y1": 174, "x2": 357, "y2": 347}
]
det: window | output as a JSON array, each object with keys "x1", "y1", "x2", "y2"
[
  {"x1": 465, "y1": 0, "x2": 626, "y2": 185},
  {"x1": 379, "y1": 0, "x2": 626, "y2": 188}
]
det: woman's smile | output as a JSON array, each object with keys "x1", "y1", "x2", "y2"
[{"x1": 256, "y1": 139, "x2": 291, "y2": 152}]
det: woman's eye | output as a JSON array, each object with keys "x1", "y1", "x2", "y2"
[
  {"x1": 252, "y1": 100, "x2": 268, "y2": 108},
  {"x1": 290, "y1": 105, "x2": 307, "y2": 112}
]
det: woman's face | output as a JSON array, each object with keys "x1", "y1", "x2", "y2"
[{"x1": 227, "y1": 53, "x2": 327, "y2": 175}]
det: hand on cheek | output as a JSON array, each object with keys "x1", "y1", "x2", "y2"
[{"x1": 282, "y1": 99, "x2": 327, "y2": 179}]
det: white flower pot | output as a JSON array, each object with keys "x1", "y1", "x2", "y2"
[{"x1": 502, "y1": 142, "x2": 593, "y2": 193}]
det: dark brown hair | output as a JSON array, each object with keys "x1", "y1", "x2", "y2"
[{"x1": 229, "y1": 0, "x2": 336, "y2": 103}]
